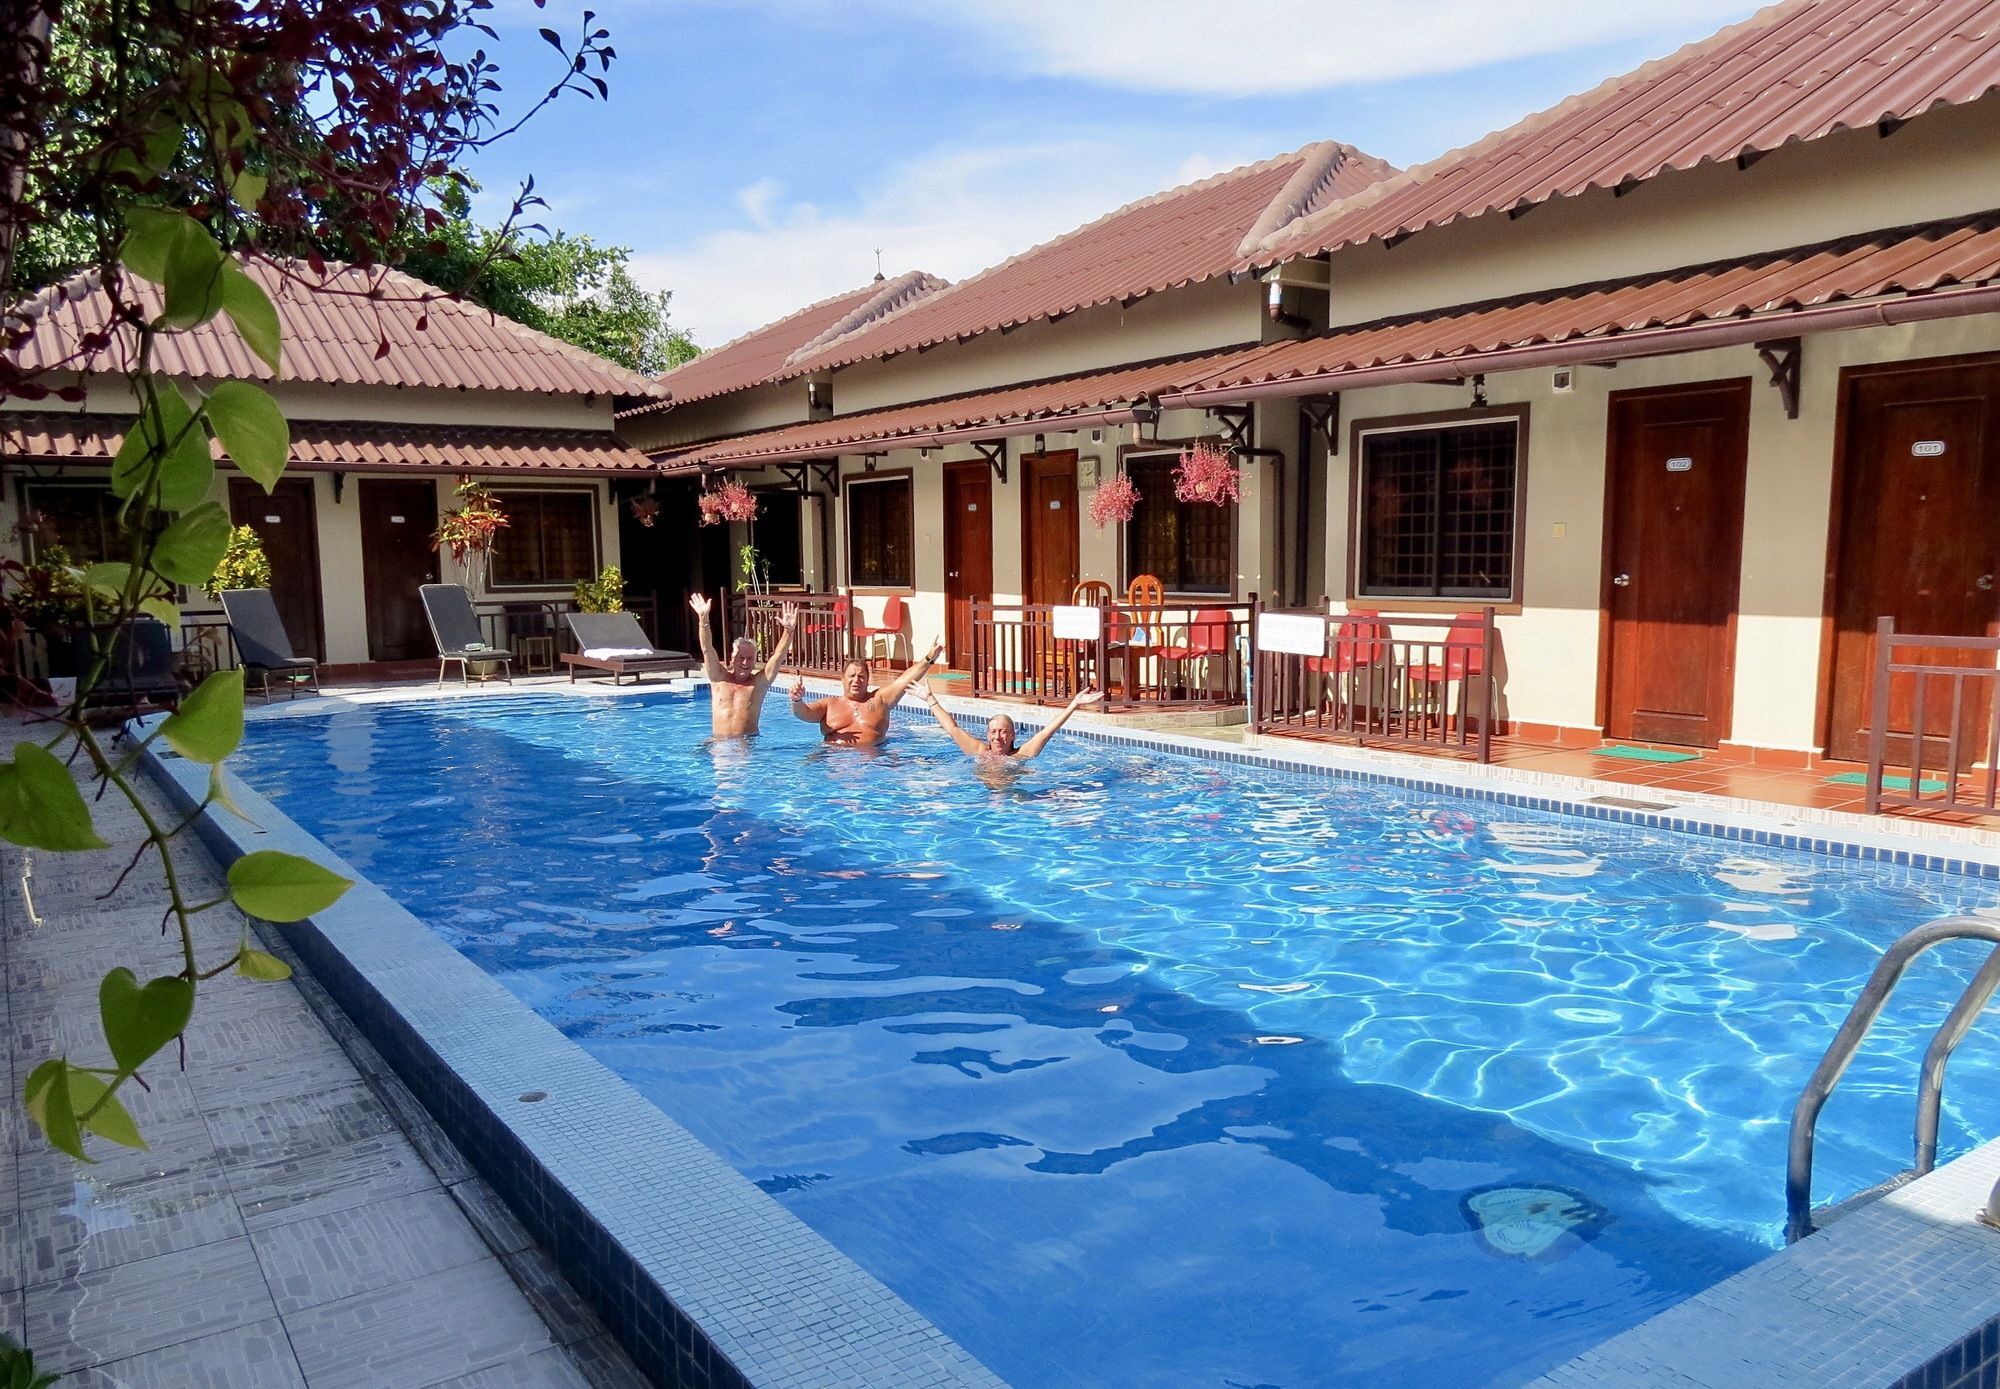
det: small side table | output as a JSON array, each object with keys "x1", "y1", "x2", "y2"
[{"x1": 518, "y1": 635, "x2": 555, "y2": 674}]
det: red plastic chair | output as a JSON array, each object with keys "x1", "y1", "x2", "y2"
[
  {"x1": 852, "y1": 594, "x2": 906, "y2": 667},
  {"x1": 1305, "y1": 609, "x2": 1386, "y2": 675},
  {"x1": 805, "y1": 594, "x2": 852, "y2": 663},
  {"x1": 1159, "y1": 608, "x2": 1233, "y2": 697},
  {"x1": 1411, "y1": 612, "x2": 1491, "y2": 729}
]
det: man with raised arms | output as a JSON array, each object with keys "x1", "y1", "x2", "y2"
[
  {"x1": 689, "y1": 594, "x2": 797, "y2": 737},
  {"x1": 789, "y1": 638, "x2": 943, "y2": 746},
  {"x1": 919, "y1": 682, "x2": 1104, "y2": 762}
]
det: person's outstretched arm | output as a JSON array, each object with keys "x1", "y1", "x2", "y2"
[
  {"x1": 1015, "y1": 687, "x2": 1104, "y2": 760},
  {"x1": 760, "y1": 603, "x2": 799, "y2": 685},
  {"x1": 688, "y1": 593, "x2": 726, "y2": 682},
  {"x1": 920, "y1": 682, "x2": 983, "y2": 756},
  {"x1": 874, "y1": 638, "x2": 944, "y2": 710},
  {"x1": 789, "y1": 674, "x2": 827, "y2": 725}
]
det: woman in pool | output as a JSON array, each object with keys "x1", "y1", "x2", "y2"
[
  {"x1": 919, "y1": 682, "x2": 1104, "y2": 762},
  {"x1": 789, "y1": 640, "x2": 944, "y2": 746}
]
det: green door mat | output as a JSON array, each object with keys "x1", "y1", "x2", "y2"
[
  {"x1": 1824, "y1": 771, "x2": 1949, "y2": 794},
  {"x1": 1593, "y1": 745, "x2": 1702, "y2": 763}
]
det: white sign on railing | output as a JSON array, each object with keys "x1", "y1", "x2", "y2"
[
  {"x1": 1258, "y1": 612, "x2": 1327, "y2": 656},
  {"x1": 1051, "y1": 604, "x2": 1102, "y2": 640}
]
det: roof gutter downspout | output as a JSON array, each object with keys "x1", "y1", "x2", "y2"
[{"x1": 1156, "y1": 285, "x2": 2000, "y2": 410}]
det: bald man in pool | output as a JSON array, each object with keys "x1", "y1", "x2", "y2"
[
  {"x1": 920, "y1": 682, "x2": 1104, "y2": 762},
  {"x1": 788, "y1": 638, "x2": 944, "y2": 746},
  {"x1": 689, "y1": 594, "x2": 797, "y2": 737}
]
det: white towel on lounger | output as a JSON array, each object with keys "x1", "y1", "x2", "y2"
[{"x1": 582, "y1": 646, "x2": 657, "y2": 660}]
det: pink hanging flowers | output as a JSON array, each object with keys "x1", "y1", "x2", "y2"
[
  {"x1": 697, "y1": 479, "x2": 759, "y2": 526},
  {"x1": 1089, "y1": 473, "x2": 1141, "y2": 529},
  {"x1": 1174, "y1": 442, "x2": 1241, "y2": 506}
]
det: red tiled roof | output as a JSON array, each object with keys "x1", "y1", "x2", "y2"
[
  {"x1": 1244, "y1": 0, "x2": 2000, "y2": 267},
  {"x1": 653, "y1": 349, "x2": 1271, "y2": 472},
  {"x1": 1174, "y1": 214, "x2": 2000, "y2": 403},
  {"x1": 658, "y1": 216, "x2": 2000, "y2": 465},
  {"x1": 621, "y1": 271, "x2": 947, "y2": 416},
  {"x1": 8, "y1": 259, "x2": 666, "y2": 399},
  {"x1": 1, "y1": 414, "x2": 656, "y2": 473},
  {"x1": 777, "y1": 142, "x2": 1395, "y2": 376}
]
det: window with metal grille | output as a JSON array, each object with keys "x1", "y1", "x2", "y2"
[
  {"x1": 752, "y1": 488, "x2": 804, "y2": 587},
  {"x1": 846, "y1": 475, "x2": 912, "y2": 588},
  {"x1": 1357, "y1": 420, "x2": 1519, "y2": 599},
  {"x1": 21, "y1": 483, "x2": 131, "y2": 566},
  {"x1": 490, "y1": 489, "x2": 598, "y2": 587},
  {"x1": 1123, "y1": 453, "x2": 1233, "y2": 595}
]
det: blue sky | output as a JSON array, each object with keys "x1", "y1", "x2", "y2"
[{"x1": 464, "y1": 1, "x2": 1769, "y2": 348}]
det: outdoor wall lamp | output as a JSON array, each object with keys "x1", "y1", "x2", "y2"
[
  {"x1": 332, "y1": 471, "x2": 346, "y2": 503},
  {"x1": 1470, "y1": 373, "x2": 1488, "y2": 408},
  {"x1": 1034, "y1": 433, "x2": 1046, "y2": 453}
]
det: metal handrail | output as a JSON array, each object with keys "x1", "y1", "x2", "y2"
[{"x1": 1785, "y1": 915, "x2": 2000, "y2": 1243}]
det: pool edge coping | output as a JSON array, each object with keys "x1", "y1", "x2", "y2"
[{"x1": 137, "y1": 720, "x2": 1009, "y2": 1389}]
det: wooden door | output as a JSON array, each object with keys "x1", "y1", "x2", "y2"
[
  {"x1": 1826, "y1": 359, "x2": 2000, "y2": 765},
  {"x1": 357, "y1": 478, "x2": 441, "y2": 661},
  {"x1": 228, "y1": 478, "x2": 326, "y2": 661},
  {"x1": 944, "y1": 463, "x2": 992, "y2": 669},
  {"x1": 1602, "y1": 381, "x2": 1751, "y2": 747},
  {"x1": 1021, "y1": 451, "x2": 1079, "y2": 607}
]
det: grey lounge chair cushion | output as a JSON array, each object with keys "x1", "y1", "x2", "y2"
[
  {"x1": 563, "y1": 612, "x2": 690, "y2": 663},
  {"x1": 420, "y1": 584, "x2": 512, "y2": 661},
  {"x1": 220, "y1": 589, "x2": 318, "y2": 672}
]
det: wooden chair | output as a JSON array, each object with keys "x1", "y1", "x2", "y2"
[
  {"x1": 1112, "y1": 574, "x2": 1165, "y2": 698},
  {"x1": 1061, "y1": 581, "x2": 1114, "y2": 693},
  {"x1": 1071, "y1": 580, "x2": 1113, "y2": 606}
]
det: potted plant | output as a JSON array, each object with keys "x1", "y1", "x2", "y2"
[
  {"x1": 697, "y1": 478, "x2": 758, "y2": 527},
  {"x1": 205, "y1": 525, "x2": 272, "y2": 597},
  {"x1": 432, "y1": 476, "x2": 510, "y2": 590},
  {"x1": 1089, "y1": 473, "x2": 1141, "y2": 529},
  {"x1": 1174, "y1": 442, "x2": 1242, "y2": 506},
  {"x1": 573, "y1": 565, "x2": 625, "y2": 613}
]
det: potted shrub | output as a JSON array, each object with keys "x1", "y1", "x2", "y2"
[
  {"x1": 573, "y1": 565, "x2": 625, "y2": 613},
  {"x1": 433, "y1": 476, "x2": 510, "y2": 590}
]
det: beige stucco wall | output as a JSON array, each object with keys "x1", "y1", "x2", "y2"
[
  {"x1": 618, "y1": 381, "x2": 807, "y2": 452},
  {"x1": 1325, "y1": 99, "x2": 2000, "y2": 330},
  {"x1": 1319, "y1": 313, "x2": 2000, "y2": 751}
]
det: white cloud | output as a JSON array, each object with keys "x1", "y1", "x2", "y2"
[
  {"x1": 893, "y1": 0, "x2": 1763, "y2": 97},
  {"x1": 736, "y1": 176, "x2": 784, "y2": 229},
  {"x1": 629, "y1": 136, "x2": 1259, "y2": 348}
]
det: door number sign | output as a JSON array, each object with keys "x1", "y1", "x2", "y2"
[{"x1": 1665, "y1": 457, "x2": 1693, "y2": 473}]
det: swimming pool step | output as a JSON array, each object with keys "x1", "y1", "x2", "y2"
[{"x1": 1807, "y1": 1166, "x2": 1919, "y2": 1233}]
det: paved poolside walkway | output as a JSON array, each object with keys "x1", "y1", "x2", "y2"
[{"x1": 0, "y1": 726, "x2": 648, "y2": 1387}]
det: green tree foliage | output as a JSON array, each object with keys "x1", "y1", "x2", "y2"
[{"x1": 396, "y1": 181, "x2": 697, "y2": 375}]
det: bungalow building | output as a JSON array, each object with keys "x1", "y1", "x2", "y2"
[
  {"x1": 623, "y1": 0, "x2": 2000, "y2": 779},
  {"x1": 0, "y1": 259, "x2": 665, "y2": 671}
]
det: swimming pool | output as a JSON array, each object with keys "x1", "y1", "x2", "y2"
[{"x1": 235, "y1": 692, "x2": 2000, "y2": 1388}]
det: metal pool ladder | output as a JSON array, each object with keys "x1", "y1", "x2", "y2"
[{"x1": 1787, "y1": 915, "x2": 2000, "y2": 1244}]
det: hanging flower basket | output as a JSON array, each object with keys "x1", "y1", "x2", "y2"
[
  {"x1": 1174, "y1": 443, "x2": 1241, "y2": 507},
  {"x1": 431, "y1": 476, "x2": 510, "y2": 589},
  {"x1": 1088, "y1": 473, "x2": 1141, "y2": 529},
  {"x1": 698, "y1": 478, "x2": 759, "y2": 526},
  {"x1": 630, "y1": 494, "x2": 661, "y2": 528}
]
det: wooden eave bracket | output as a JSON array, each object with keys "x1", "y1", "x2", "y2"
[
  {"x1": 971, "y1": 437, "x2": 1007, "y2": 485},
  {"x1": 1213, "y1": 405, "x2": 1255, "y2": 452},
  {"x1": 1299, "y1": 394, "x2": 1341, "y2": 448},
  {"x1": 778, "y1": 459, "x2": 841, "y2": 497},
  {"x1": 1755, "y1": 337, "x2": 1803, "y2": 419}
]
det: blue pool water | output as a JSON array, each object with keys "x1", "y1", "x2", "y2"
[{"x1": 236, "y1": 692, "x2": 2000, "y2": 1388}]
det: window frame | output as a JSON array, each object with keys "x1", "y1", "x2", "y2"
[
  {"x1": 1346, "y1": 406, "x2": 1529, "y2": 605},
  {"x1": 19, "y1": 480, "x2": 142, "y2": 568},
  {"x1": 1115, "y1": 441, "x2": 1239, "y2": 599},
  {"x1": 487, "y1": 485, "x2": 603, "y2": 591},
  {"x1": 750, "y1": 484, "x2": 806, "y2": 588},
  {"x1": 843, "y1": 469, "x2": 915, "y2": 592}
]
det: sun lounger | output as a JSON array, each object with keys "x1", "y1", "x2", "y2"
[
  {"x1": 561, "y1": 612, "x2": 696, "y2": 685},
  {"x1": 419, "y1": 583, "x2": 514, "y2": 686},
  {"x1": 219, "y1": 589, "x2": 321, "y2": 702}
]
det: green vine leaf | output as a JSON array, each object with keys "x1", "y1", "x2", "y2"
[
  {"x1": 159, "y1": 668, "x2": 244, "y2": 764},
  {"x1": 159, "y1": 214, "x2": 228, "y2": 330},
  {"x1": 0, "y1": 742, "x2": 108, "y2": 851},
  {"x1": 140, "y1": 596, "x2": 182, "y2": 629},
  {"x1": 152, "y1": 502, "x2": 232, "y2": 586},
  {"x1": 227, "y1": 850, "x2": 354, "y2": 922},
  {"x1": 120, "y1": 207, "x2": 191, "y2": 284},
  {"x1": 99, "y1": 968, "x2": 195, "y2": 1073},
  {"x1": 110, "y1": 377, "x2": 198, "y2": 501},
  {"x1": 80, "y1": 562, "x2": 132, "y2": 599},
  {"x1": 205, "y1": 380, "x2": 289, "y2": 490},
  {"x1": 23, "y1": 1059, "x2": 86, "y2": 1162},
  {"x1": 219, "y1": 261, "x2": 283, "y2": 377},
  {"x1": 208, "y1": 764, "x2": 260, "y2": 828},
  {"x1": 64, "y1": 1070, "x2": 146, "y2": 1151},
  {"x1": 237, "y1": 948, "x2": 291, "y2": 981}
]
